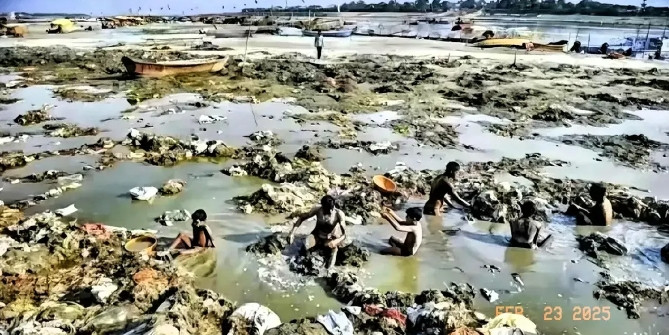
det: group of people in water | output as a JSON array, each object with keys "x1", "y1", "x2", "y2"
[{"x1": 167, "y1": 161, "x2": 614, "y2": 269}]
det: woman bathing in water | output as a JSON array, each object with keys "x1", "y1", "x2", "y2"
[
  {"x1": 381, "y1": 207, "x2": 423, "y2": 256},
  {"x1": 424, "y1": 161, "x2": 470, "y2": 216},
  {"x1": 168, "y1": 209, "x2": 215, "y2": 254},
  {"x1": 289, "y1": 195, "x2": 347, "y2": 268}
]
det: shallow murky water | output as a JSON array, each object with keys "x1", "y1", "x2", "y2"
[{"x1": 2, "y1": 85, "x2": 668, "y2": 332}]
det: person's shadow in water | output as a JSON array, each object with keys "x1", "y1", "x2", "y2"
[
  {"x1": 222, "y1": 232, "x2": 269, "y2": 244},
  {"x1": 459, "y1": 230, "x2": 510, "y2": 248}
]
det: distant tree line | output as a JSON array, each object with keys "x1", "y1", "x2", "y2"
[{"x1": 242, "y1": 0, "x2": 669, "y2": 16}]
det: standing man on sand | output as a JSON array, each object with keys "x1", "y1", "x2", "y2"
[
  {"x1": 423, "y1": 161, "x2": 470, "y2": 216},
  {"x1": 314, "y1": 30, "x2": 324, "y2": 60}
]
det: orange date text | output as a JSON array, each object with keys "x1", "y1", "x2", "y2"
[
  {"x1": 495, "y1": 305, "x2": 611, "y2": 321},
  {"x1": 543, "y1": 306, "x2": 611, "y2": 321}
]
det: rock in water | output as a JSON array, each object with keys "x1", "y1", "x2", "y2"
[
  {"x1": 480, "y1": 288, "x2": 499, "y2": 303},
  {"x1": 247, "y1": 233, "x2": 289, "y2": 255},
  {"x1": 336, "y1": 243, "x2": 370, "y2": 267},
  {"x1": 594, "y1": 278, "x2": 668, "y2": 319},
  {"x1": 577, "y1": 232, "x2": 627, "y2": 260},
  {"x1": 662, "y1": 243, "x2": 669, "y2": 264},
  {"x1": 295, "y1": 145, "x2": 324, "y2": 161},
  {"x1": 129, "y1": 186, "x2": 158, "y2": 201},
  {"x1": 157, "y1": 209, "x2": 191, "y2": 225},
  {"x1": 159, "y1": 179, "x2": 186, "y2": 195},
  {"x1": 230, "y1": 303, "x2": 281, "y2": 334}
]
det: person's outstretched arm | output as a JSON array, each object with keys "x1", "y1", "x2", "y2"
[
  {"x1": 381, "y1": 209, "x2": 413, "y2": 233},
  {"x1": 446, "y1": 182, "x2": 470, "y2": 208},
  {"x1": 289, "y1": 206, "x2": 319, "y2": 243}
]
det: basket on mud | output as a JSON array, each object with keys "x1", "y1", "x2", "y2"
[
  {"x1": 124, "y1": 235, "x2": 157, "y2": 255},
  {"x1": 373, "y1": 175, "x2": 397, "y2": 194}
]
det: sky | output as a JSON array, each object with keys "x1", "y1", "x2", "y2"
[{"x1": 0, "y1": 0, "x2": 665, "y2": 15}]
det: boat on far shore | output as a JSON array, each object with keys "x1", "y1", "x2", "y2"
[
  {"x1": 206, "y1": 28, "x2": 256, "y2": 38},
  {"x1": 121, "y1": 57, "x2": 228, "y2": 77},
  {"x1": 302, "y1": 29, "x2": 353, "y2": 38}
]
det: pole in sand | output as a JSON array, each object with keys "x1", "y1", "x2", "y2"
[{"x1": 241, "y1": 30, "x2": 259, "y2": 127}]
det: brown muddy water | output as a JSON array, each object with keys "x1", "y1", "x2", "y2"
[{"x1": 2, "y1": 84, "x2": 669, "y2": 334}]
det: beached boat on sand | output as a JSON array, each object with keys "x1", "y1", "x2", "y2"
[
  {"x1": 473, "y1": 38, "x2": 531, "y2": 48},
  {"x1": 206, "y1": 28, "x2": 256, "y2": 38},
  {"x1": 302, "y1": 29, "x2": 353, "y2": 38},
  {"x1": 532, "y1": 43, "x2": 566, "y2": 52},
  {"x1": 121, "y1": 57, "x2": 227, "y2": 77}
]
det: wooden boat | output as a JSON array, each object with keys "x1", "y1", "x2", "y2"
[
  {"x1": 206, "y1": 28, "x2": 255, "y2": 38},
  {"x1": 277, "y1": 27, "x2": 302, "y2": 36},
  {"x1": 532, "y1": 43, "x2": 565, "y2": 52},
  {"x1": 473, "y1": 38, "x2": 530, "y2": 48},
  {"x1": 302, "y1": 29, "x2": 353, "y2": 38},
  {"x1": 47, "y1": 18, "x2": 78, "y2": 34},
  {"x1": 121, "y1": 57, "x2": 227, "y2": 77}
]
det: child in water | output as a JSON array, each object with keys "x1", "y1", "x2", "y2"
[
  {"x1": 510, "y1": 201, "x2": 552, "y2": 249},
  {"x1": 168, "y1": 209, "x2": 215, "y2": 255},
  {"x1": 380, "y1": 207, "x2": 423, "y2": 256}
]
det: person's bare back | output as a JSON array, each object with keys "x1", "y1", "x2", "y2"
[
  {"x1": 382, "y1": 207, "x2": 423, "y2": 256},
  {"x1": 590, "y1": 197, "x2": 613, "y2": 226}
]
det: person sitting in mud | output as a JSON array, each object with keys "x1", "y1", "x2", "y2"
[
  {"x1": 424, "y1": 161, "x2": 470, "y2": 216},
  {"x1": 288, "y1": 195, "x2": 346, "y2": 268},
  {"x1": 380, "y1": 207, "x2": 423, "y2": 256},
  {"x1": 510, "y1": 201, "x2": 552, "y2": 249},
  {"x1": 168, "y1": 209, "x2": 215, "y2": 254},
  {"x1": 569, "y1": 183, "x2": 613, "y2": 226}
]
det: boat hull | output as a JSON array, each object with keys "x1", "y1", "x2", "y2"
[
  {"x1": 121, "y1": 57, "x2": 227, "y2": 77},
  {"x1": 302, "y1": 30, "x2": 353, "y2": 38},
  {"x1": 206, "y1": 29, "x2": 255, "y2": 38}
]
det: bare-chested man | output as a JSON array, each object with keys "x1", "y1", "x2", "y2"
[
  {"x1": 569, "y1": 183, "x2": 613, "y2": 226},
  {"x1": 381, "y1": 207, "x2": 423, "y2": 256},
  {"x1": 510, "y1": 201, "x2": 552, "y2": 249},
  {"x1": 424, "y1": 161, "x2": 470, "y2": 216},
  {"x1": 288, "y1": 195, "x2": 346, "y2": 268}
]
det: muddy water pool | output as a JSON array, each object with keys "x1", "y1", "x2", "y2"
[{"x1": 1, "y1": 86, "x2": 668, "y2": 333}]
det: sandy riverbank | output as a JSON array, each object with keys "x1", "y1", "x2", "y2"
[{"x1": 1, "y1": 29, "x2": 668, "y2": 335}]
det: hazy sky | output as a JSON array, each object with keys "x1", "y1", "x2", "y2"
[{"x1": 0, "y1": 0, "x2": 664, "y2": 15}]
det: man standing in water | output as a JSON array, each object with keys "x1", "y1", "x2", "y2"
[
  {"x1": 569, "y1": 183, "x2": 613, "y2": 226},
  {"x1": 289, "y1": 195, "x2": 346, "y2": 268},
  {"x1": 380, "y1": 207, "x2": 423, "y2": 256},
  {"x1": 168, "y1": 209, "x2": 215, "y2": 255},
  {"x1": 314, "y1": 30, "x2": 324, "y2": 60},
  {"x1": 510, "y1": 201, "x2": 552, "y2": 249},
  {"x1": 424, "y1": 161, "x2": 470, "y2": 216}
]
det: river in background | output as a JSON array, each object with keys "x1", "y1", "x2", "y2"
[
  {"x1": 1, "y1": 80, "x2": 668, "y2": 334},
  {"x1": 3, "y1": 12, "x2": 668, "y2": 58}
]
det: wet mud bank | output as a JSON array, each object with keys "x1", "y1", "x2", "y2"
[{"x1": 1, "y1": 43, "x2": 669, "y2": 335}]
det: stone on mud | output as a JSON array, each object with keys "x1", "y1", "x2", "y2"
[
  {"x1": 43, "y1": 123, "x2": 99, "y2": 138},
  {"x1": 594, "y1": 277, "x2": 668, "y2": 319},
  {"x1": 234, "y1": 183, "x2": 317, "y2": 214},
  {"x1": 265, "y1": 318, "x2": 329, "y2": 335},
  {"x1": 288, "y1": 243, "x2": 369, "y2": 276},
  {"x1": 13, "y1": 108, "x2": 51, "y2": 126}
]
